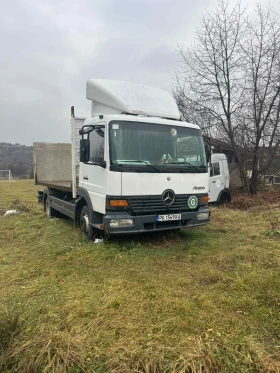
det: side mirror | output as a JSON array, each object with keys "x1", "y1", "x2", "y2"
[
  {"x1": 205, "y1": 144, "x2": 211, "y2": 164},
  {"x1": 80, "y1": 139, "x2": 90, "y2": 163}
]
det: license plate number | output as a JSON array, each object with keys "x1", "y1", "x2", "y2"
[{"x1": 156, "y1": 214, "x2": 181, "y2": 222}]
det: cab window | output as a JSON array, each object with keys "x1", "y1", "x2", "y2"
[
  {"x1": 210, "y1": 162, "x2": 220, "y2": 177},
  {"x1": 89, "y1": 128, "x2": 105, "y2": 164}
]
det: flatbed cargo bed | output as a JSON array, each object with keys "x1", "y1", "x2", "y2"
[
  {"x1": 36, "y1": 180, "x2": 73, "y2": 192},
  {"x1": 33, "y1": 117, "x2": 84, "y2": 196},
  {"x1": 34, "y1": 142, "x2": 73, "y2": 192}
]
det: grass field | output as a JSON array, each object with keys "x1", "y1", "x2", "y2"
[{"x1": 0, "y1": 180, "x2": 280, "y2": 373}]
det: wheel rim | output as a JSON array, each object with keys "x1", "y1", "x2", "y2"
[{"x1": 81, "y1": 213, "x2": 89, "y2": 234}]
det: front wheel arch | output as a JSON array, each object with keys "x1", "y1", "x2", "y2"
[
  {"x1": 76, "y1": 188, "x2": 94, "y2": 224},
  {"x1": 217, "y1": 190, "x2": 231, "y2": 205}
]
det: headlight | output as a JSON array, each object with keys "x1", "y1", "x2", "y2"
[
  {"x1": 110, "y1": 219, "x2": 134, "y2": 228},
  {"x1": 197, "y1": 212, "x2": 209, "y2": 220}
]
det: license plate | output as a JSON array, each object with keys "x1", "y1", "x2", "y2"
[{"x1": 156, "y1": 214, "x2": 181, "y2": 222}]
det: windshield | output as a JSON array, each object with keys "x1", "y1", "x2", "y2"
[{"x1": 109, "y1": 121, "x2": 207, "y2": 173}]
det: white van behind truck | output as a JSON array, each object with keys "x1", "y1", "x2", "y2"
[
  {"x1": 34, "y1": 79, "x2": 212, "y2": 239},
  {"x1": 209, "y1": 153, "x2": 231, "y2": 205}
]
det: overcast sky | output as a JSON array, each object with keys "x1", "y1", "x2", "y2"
[{"x1": 0, "y1": 0, "x2": 278, "y2": 145}]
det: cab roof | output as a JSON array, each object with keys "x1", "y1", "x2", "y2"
[{"x1": 86, "y1": 79, "x2": 181, "y2": 120}]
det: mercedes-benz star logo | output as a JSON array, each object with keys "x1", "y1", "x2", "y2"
[{"x1": 162, "y1": 189, "x2": 175, "y2": 206}]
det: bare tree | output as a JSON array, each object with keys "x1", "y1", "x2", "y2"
[
  {"x1": 175, "y1": 91, "x2": 215, "y2": 138},
  {"x1": 174, "y1": 0, "x2": 280, "y2": 194},
  {"x1": 240, "y1": 5, "x2": 280, "y2": 194},
  {"x1": 174, "y1": 0, "x2": 249, "y2": 190}
]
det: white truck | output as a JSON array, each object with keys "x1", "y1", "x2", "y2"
[
  {"x1": 209, "y1": 153, "x2": 231, "y2": 205},
  {"x1": 34, "y1": 79, "x2": 212, "y2": 239}
]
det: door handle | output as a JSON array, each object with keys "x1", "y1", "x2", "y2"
[
  {"x1": 83, "y1": 176, "x2": 88, "y2": 180},
  {"x1": 212, "y1": 181, "x2": 216, "y2": 183}
]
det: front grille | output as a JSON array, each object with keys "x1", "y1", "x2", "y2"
[{"x1": 126, "y1": 194, "x2": 205, "y2": 215}]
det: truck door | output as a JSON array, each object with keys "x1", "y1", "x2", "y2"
[
  {"x1": 209, "y1": 161, "x2": 224, "y2": 203},
  {"x1": 222, "y1": 159, "x2": 230, "y2": 189},
  {"x1": 81, "y1": 126, "x2": 106, "y2": 214}
]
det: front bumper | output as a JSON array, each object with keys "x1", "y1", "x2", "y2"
[{"x1": 103, "y1": 206, "x2": 210, "y2": 234}]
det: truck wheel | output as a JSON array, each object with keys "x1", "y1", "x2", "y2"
[
  {"x1": 80, "y1": 205, "x2": 96, "y2": 240},
  {"x1": 218, "y1": 192, "x2": 230, "y2": 206},
  {"x1": 45, "y1": 196, "x2": 56, "y2": 218}
]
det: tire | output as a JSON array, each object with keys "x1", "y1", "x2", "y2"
[
  {"x1": 45, "y1": 196, "x2": 56, "y2": 218},
  {"x1": 217, "y1": 192, "x2": 230, "y2": 206},
  {"x1": 80, "y1": 205, "x2": 97, "y2": 241}
]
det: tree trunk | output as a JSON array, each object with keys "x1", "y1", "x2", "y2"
[
  {"x1": 249, "y1": 147, "x2": 259, "y2": 195},
  {"x1": 228, "y1": 135, "x2": 249, "y2": 193},
  {"x1": 237, "y1": 158, "x2": 250, "y2": 193}
]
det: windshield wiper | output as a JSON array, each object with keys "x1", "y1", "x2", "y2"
[
  {"x1": 116, "y1": 160, "x2": 161, "y2": 172},
  {"x1": 174, "y1": 162, "x2": 204, "y2": 172}
]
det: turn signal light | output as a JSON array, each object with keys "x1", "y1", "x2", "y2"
[
  {"x1": 109, "y1": 200, "x2": 129, "y2": 207},
  {"x1": 200, "y1": 196, "x2": 209, "y2": 203}
]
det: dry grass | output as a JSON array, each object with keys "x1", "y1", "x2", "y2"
[
  {"x1": 0, "y1": 180, "x2": 280, "y2": 372},
  {"x1": 230, "y1": 189, "x2": 280, "y2": 211}
]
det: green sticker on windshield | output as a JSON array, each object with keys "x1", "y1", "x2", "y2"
[{"x1": 188, "y1": 196, "x2": 198, "y2": 209}]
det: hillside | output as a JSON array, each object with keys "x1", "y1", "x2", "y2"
[{"x1": 0, "y1": 143, "x2": 33, "y2": 178}]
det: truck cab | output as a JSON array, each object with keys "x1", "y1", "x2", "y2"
[{"x1": 209, "y1": 153, "x2": 231, "y2": 205}]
